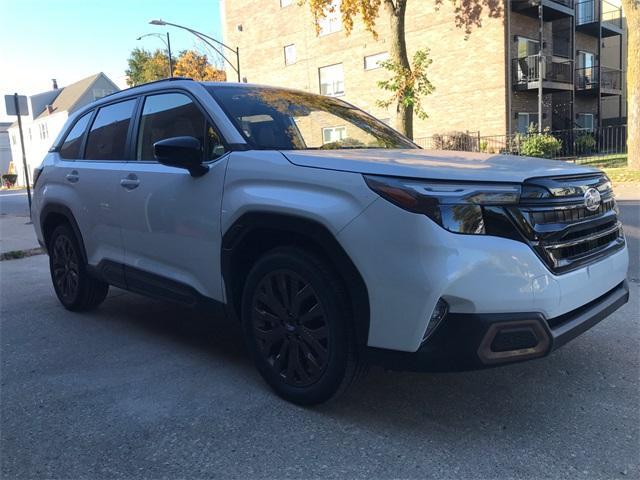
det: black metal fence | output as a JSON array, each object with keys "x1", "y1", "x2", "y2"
[{"x1": 414, "y1": 125, "x2": 627, "y2": 163}]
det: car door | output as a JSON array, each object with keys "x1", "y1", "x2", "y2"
[
  {"x1": 58, "y1": 99, "x2": 137, "y2": 279},
  {"x1": 118, "y1": 91, "x2": 229, "y2": 303}
]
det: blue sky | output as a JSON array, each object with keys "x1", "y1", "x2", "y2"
[{"x1": 0, "y1": 0, "x2": 222, "y2": 120}]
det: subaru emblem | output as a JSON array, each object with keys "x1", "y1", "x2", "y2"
[{"x1": 584, "y1": 187, "x2": 601, "y2": 212}]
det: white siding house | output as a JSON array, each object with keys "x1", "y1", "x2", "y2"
[
  {"x1": 0, "y1": 122, "x2": 13, "y2": 175},
  {"x1": 8, "y1": 73, "x2": 119, "y2": 186}
]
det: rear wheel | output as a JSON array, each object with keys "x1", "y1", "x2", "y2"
[
  {"x1": 241, "y1": 247, "x2": 363, "y2": 405},
  {"x1": 48, "y1": 224, "x2": 108, "y2": 311}
]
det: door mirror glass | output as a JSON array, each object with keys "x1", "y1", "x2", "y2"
[{"x1": 153, "y1": 136, "x2": 208, "y2": 177}]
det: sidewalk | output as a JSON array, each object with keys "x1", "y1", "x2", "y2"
[
  {"x1": 0, "y1": 215, "x2": 41, "y2": 257},
  {"x1": 613, "y1": 183, "x2": 640, "y2": 201}
]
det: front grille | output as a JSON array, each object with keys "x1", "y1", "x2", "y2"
[{"x1": 510, "y1": 173, "x2": 625, "y2": 274}]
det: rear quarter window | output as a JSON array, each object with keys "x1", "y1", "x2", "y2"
[
  {"x1": 59, "y1": 112, "x2": 92, "y2": 159},
  {"x1": 84, "y1": 99, "x2": 136, "y2": 161}
]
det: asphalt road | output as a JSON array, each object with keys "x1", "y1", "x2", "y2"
[
  {"x1": 0, "y1": 189, "x2": 31, "y2": 217},
  {"x1": 0, "y1": 197, "x2": 638, "y2": 479}
]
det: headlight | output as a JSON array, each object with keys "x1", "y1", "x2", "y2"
[{"x1": 363, "y1": 175, "x2": 521, "y2": 235}]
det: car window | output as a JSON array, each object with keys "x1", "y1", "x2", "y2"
[
  {"x1": 84, "y1": 99, "x2": 136, "y2": 161},
  {"x1": 59, "y1": 112, "x2": 92, "y2": 159},
  {"x1": 137, "y1": 92, "x2": 226, "y2": 161}
]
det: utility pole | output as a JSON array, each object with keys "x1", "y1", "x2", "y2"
[{"x1": 13, "y1": 93, "x2": 31, "y2": 212}]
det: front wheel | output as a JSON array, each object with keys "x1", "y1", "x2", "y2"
[{"x1": 241, "y1": 247, "x2": 363, "y2": 405}]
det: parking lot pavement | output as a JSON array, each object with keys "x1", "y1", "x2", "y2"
[{"x1": 1, "y1": 254, "x2": 638, "y2": 480}]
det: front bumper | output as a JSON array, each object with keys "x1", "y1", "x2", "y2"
[{"x1": 364, "y1": 280, "x2": 629, "y2": 372}]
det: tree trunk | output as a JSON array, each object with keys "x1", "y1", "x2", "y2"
[
  {"x1": 385, "y1": 0, "x2": 413, "y2": 138},
  {"x1": 622, "y1": 0, "x2": 639, "y2": 171}
]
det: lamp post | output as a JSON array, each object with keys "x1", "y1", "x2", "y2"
[
  {"x1": 137, "y1": 32, "x2": 173, "y2": 77},
  {"x1": 149, "y1": 19, "x2": 240, "y2": 82}
]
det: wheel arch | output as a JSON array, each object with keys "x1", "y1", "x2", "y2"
[
  {"x1": 40, "y1": 203, "x2": 87, "y2": 263},
  {"x1": 221, "y1": 212, "x2": 370, "y2": 349}
]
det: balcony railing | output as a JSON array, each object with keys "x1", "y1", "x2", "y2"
[
  {"x1": 601, "y1": 67, "x2": 622, "y2": 90},
  {"x1": 576, "y1": 66, "x2": 623, "y2": 92},
  {"x1": 576, "y1": 0, "x2": 623, "y2": 28},
  {"x1": 576, "y1": 66, "x2": 598, "y2": 90},
  {"x1": 602, "y1": 0, "x2": 623, "y2": 29},
  {"x1": 513, "y1": 55, "x2": 574, "y2": 86}
]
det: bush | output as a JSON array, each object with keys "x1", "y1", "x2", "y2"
[
  {"x1": 432, "y1": 131, "x2": 477, "y2": 151},
  {"x1": 517, "y1": 127, "x2": 562, "y2": 159},
  {"x1": 575, "y1": 132, "x2": 596, "y2": 154}
]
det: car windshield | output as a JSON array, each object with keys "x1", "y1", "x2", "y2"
[{"x1": 206, "y1": 85, "x2": 417, "y2": 150}]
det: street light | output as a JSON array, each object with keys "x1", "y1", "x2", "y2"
[
  {"x1": 137, "y1": 32, "x2": 173, "y2": 78},
  {"x1": 149, "y1": 19, "x2": 240, "y2": 82}
]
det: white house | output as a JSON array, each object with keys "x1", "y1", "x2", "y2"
[
  {"x1": 0, "y1": 122, "x2": 13, "y2": 175},
  {"x1": 8, "y1": 73, "x2": 119, "y2": 186}
]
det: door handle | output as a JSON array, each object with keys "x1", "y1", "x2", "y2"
[
  {"x1": 65, "y1": 170, "x2": 79, "y2": 183},
  {"x1": 120, "y1": 173, "x2": 140, "y2": 190}
]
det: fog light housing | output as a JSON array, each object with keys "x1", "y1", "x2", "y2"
[{"x1": 422, "y1": 298, "x2": 448, "y2": 342}]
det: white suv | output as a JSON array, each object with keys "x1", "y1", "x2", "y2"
[{"x1": 32, "y1": 79, "x2": 629, "y2": 404}]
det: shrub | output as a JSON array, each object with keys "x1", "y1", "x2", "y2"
[
  {"x1": 432, "y1": 131, "x2": 476, "y2": 151},
  {"x1": 517, "y1": 126, "x2": 562, "y2": 158},
  {"x1": 575, "y1": 132, "x2": 596, "y2": 154}
]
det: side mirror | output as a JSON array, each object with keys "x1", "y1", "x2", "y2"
[{"x1": 153, "y1": 136, "x2": 208, "y2": 177}]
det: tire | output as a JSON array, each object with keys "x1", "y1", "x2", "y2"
[
  {"x1": 241, "y1": 246, "x2": 364, "y2": 405},
  {"x1": 48, "y1": 224, "x2": 109, "y2": 311}
]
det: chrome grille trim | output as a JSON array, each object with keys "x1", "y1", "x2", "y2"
[
  {"x1": 512, "y1": 174, "x2": 625, "y2": 274},
  {"x1": 542, "y1": 221, "x2": 622, "y2": 249}
]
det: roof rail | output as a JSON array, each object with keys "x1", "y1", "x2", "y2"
[{"x1": 100, "y1": 77, "x2": 194, "y2": 100}]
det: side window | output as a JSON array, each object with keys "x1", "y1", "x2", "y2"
[
  {"x1": 85, "y1": 99, "x2": 136, "y2": 161},
  {"x1": 137, "y1": 92, "x2": 226, "y2": 161},
  {"x1": 59, "y1": 112, "x2": 92, "y2": 159}
]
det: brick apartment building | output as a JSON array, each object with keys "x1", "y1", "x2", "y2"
[{"x1": 221, "y1": 0, "x2": 626, "y2": 139}]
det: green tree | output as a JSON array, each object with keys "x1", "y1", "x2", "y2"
[
  {"x1": 125, "y1": 48, "x2": 169, "y2": 86},
  {"x1": 125, "y1": 48, "x2": 152, "y2": 86},
  {"x1": 304, "y1": 0, "x2": 502, "y2": 138}
]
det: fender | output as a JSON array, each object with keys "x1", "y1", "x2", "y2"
[
  {"x1": 221, "y1": 211, "x2": 371, "y2": 349},
  {"x1": 40, "y1": 202, "x2": 87, "y2": 264}
]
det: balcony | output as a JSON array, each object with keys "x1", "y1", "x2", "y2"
[
  {"x1": 511, "y1": 0, "x2": 574, "y2": 20},
  {"x1": 576, "y1": 0, "x2": 623, "y2": 37},
  {"x1": 576, "y1": 66, "x2": 623, "y2": 95},
  {"x1": 512, "y1": 55, "x2": 574, "y2": 92}
]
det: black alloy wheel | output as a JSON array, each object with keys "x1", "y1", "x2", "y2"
[
  {"x1": 48, "y1": 224, "x2": 109, "y2": 311},
  {"x1": 251, "y1": 269, "x2": 330, "y2": 387},
  {"x1": 241, "y1": 247, "x2": 364, "y2": 405},
  {"x1": 51, "y1": 233, "x2": 80, "y2": 304}
]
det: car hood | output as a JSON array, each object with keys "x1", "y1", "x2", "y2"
[{"x1": 281, "y1": 149, "x2": 600, "y2": 183}]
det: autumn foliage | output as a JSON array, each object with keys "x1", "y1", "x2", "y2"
[{"x1": 125, "y1": 49, "x2": 226, "y2": 86}]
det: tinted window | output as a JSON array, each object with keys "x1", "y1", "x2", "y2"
[
  {"x1": 207, "y1": 86, "x2": 415, "y2": 150},
  {"x1": 85, "y1": 99, "x2": 136, "y2": 160},
  {"x1": 137, "y1": 93, "x2": 225, "y2": 161},
  {"x1": 59, "y1": 112, "x2": 92, "y2": 159}
]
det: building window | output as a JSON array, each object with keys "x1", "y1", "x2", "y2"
[
  {"x1": 92, "y1": 88, "x2": 113, "y2": 100},
  {"x1": 516, "y1": 112, "x2": 539, "y2": 133},
  {"x1": 28, "y1": 128, "x2": 32, "y2": 141},
  {"x1": 318, "y1": 0, "x2": 342, "y2": 36},
  {"x1": 38, "y1": 123, "x2": 49, "y2": 140},
  {"x1": 576, "y1": 113, "x2": 595, "y2": 131},
  {"x1": 364, "y1": 52, "x2": 389, "y2": 70},
  {"x1": 319, "y1": 63, "x2": 344, "y2": 96},
  {"x1": 284, "y1": 44, "x2": 296, "y2": 65},
  {"x1": 280, "y1": 0, "x2": 292, "y2": 6},
  {"x1": 10, "y1": 133, "x2": 16, "y2": 145},
  {"x1": 322, "y1": 126, "x2": 347, "y2": 144}
]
